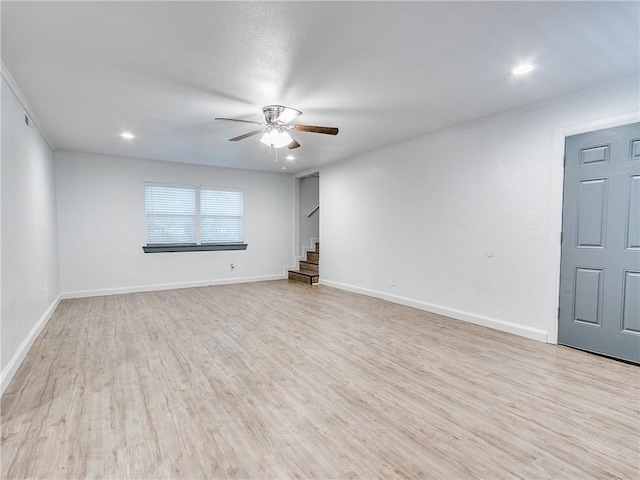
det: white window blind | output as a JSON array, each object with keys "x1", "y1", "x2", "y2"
[
  {"x1": 145, "y1": 184, "x2": 196, "y2": 245},
  {"x1": 200, "y1": 188, "x2": 244, "y2": 244},
  {"x1": 145, "y1": 183, "x2": 244, "y2": 246}
]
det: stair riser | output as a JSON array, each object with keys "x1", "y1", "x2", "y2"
[
  {"x1": 287, "y1": 244, "x2": 319, "y2": 284},
  {"x1": 288, "y1": 271, "x2": 314, "y2": 284},
  {"x1": 299, "y1": 261, "x2": 319, "y2": 274}
]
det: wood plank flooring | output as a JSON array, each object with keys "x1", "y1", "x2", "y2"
[{"x1": 2, "y1": 280, "x2": 639, "y2": 479}]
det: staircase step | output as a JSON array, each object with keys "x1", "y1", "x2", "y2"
[
  {"x1": 299, "y1": 260, "x2": 319, "y2": 274},
  {"x1": 306, "y1": 251, "x2": 319, "y2": 263},
  {"x1": 288, "y1": 270, "x2": 319, "y2": 285}
]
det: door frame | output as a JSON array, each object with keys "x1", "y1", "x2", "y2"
[
  {"x1": 547, "y1": 111, "x2": 640, "y2": 344},
  {"x1": 293, "y1": 168, "x2": 320, "y2": 260}
]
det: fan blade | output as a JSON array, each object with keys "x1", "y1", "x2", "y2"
[
  {"x1": 287, "y1": 139, "x2": 301, "y2": 149},
  {"x1": 229, "y1": 129, "x2": 264, "y2": 141},
  {"x1": 276, "y1": 107, "x2": 302, "y2": 125},
  {"x1": 293, "y1": 125, "x2": 339, "y2": 135},
  {"x1": 215, "y1": 117, "x2": 264, "y2": 125}
]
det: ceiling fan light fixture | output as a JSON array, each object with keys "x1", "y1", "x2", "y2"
[{"x1": 260, "y1": 128, "x2": 293, "y2": 148}]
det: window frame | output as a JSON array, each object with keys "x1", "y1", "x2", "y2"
[{"x1": 143, "y1": 182, "x2": 247, "y2": 253}]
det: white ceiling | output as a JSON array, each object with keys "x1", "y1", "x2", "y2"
[{"x1": 2, "y1": 1, "x2": 638, "y2": 174}]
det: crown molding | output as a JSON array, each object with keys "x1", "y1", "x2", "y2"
[{"x1": 1, "y1": 59, "x2": 56, "y2": 151}]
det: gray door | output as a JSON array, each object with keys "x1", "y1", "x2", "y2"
[{"x1": 559, "y1": 122, "x2": 640, "y2": 363}]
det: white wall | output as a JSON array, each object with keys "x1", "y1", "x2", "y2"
[
  {"x1": 299, "y1": 175, "x2": 319, "y2": 255},
  {"x1": 55, "y1": 151, "x2": 294, "y2": 296},
  {"x1": 1, "y1": 77, "x2": 60, "y2": 392},
  {"x1": 320, "y1": 81, "x2": 639, "y2": 342}
]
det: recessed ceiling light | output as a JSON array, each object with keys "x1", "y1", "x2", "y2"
[
  {"x1": 511, "y1": 64, "x2": 534, "y2": 75},
  {"x1": 286, "y1": 155, "x2": 295, "y2": 161},
  {"x1": 120, "y1": 132, "x2": 135, "y2": 139}
]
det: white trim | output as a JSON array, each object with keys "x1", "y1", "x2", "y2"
[
  {"x1": 320, "y1": 279, "x2": 548, "y2": 343},
  {"x1": 547, "y1": 111, "x2": 640, "y2": 344},
  {"x1": 0, "y1": 60, "x2": 56, "y2": 151},
  {"x1": 293, "y1": 177, "x2": 301, "y2": 262},
  {"x1": 60, "y1": 274, "x2": 286, "y2": 299},
  {"x1": 1, "y1": 295, "x2": 62, "y2": 395},
  {"x1": 294, "y1": 168, "x2": 320, "y2": 180}
]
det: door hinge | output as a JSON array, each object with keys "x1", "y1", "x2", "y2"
[
  {"x1": 560, "y1": 231, "x2": 563, "y2": 244},
  {"x1": 563, "y1": 153, "x2": 566, "y2": 167},
  {"x1": 557, "y1": 307, "x2": 561, "y2": 320}
]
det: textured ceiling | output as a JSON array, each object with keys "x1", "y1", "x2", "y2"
[{"x1": 2, "y1": 1, "x2": 638, "y2": 174}]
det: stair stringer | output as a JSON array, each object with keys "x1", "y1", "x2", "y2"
[{"x1": 282, "y1": 237, "x2": 319, "y2": 279}]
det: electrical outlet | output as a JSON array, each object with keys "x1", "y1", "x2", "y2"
[
  {"x1": 230, "y1": 263, "x2": 235, "y2": 271},
  {"x1": 390, "y1": 277, "x2": 395, "y2": 286}
]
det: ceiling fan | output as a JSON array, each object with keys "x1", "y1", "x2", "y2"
[{"x1": 215, "y1": 105, "x2": 338, "y2": 150}]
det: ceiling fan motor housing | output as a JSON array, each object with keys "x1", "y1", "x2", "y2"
[{"x1": 263, "y1": 105, "x2": 299, "y2": 124}]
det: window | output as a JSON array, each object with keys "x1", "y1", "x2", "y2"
[
  {"x1": 144, "y1": 183, "x2": 246, "y2": 252},
  {"x1": 145, "y1": 184, "x2": 197, "y2": 245},
  {"x1": 200, "y1": 188, "x2": 243, "y2": 244}
]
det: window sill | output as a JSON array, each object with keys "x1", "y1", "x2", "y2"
[{"x1": 143, "y1": 244, "x2": 248, "y2": 253}]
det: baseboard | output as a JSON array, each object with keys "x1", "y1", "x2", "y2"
[
  {"x1": 320, "y1": 279, "x2": 548, "y2": 343},
  {"x1": 1, "y1": 294, "x2": 62, "y2": 395},
  {"x1": 61, "y1": 274, "x2": 287, "y2": 299}
]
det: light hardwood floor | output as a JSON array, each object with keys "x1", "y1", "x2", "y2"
[{"x1": 1, "y1": 280, "x2": 639, "y2": 479}]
